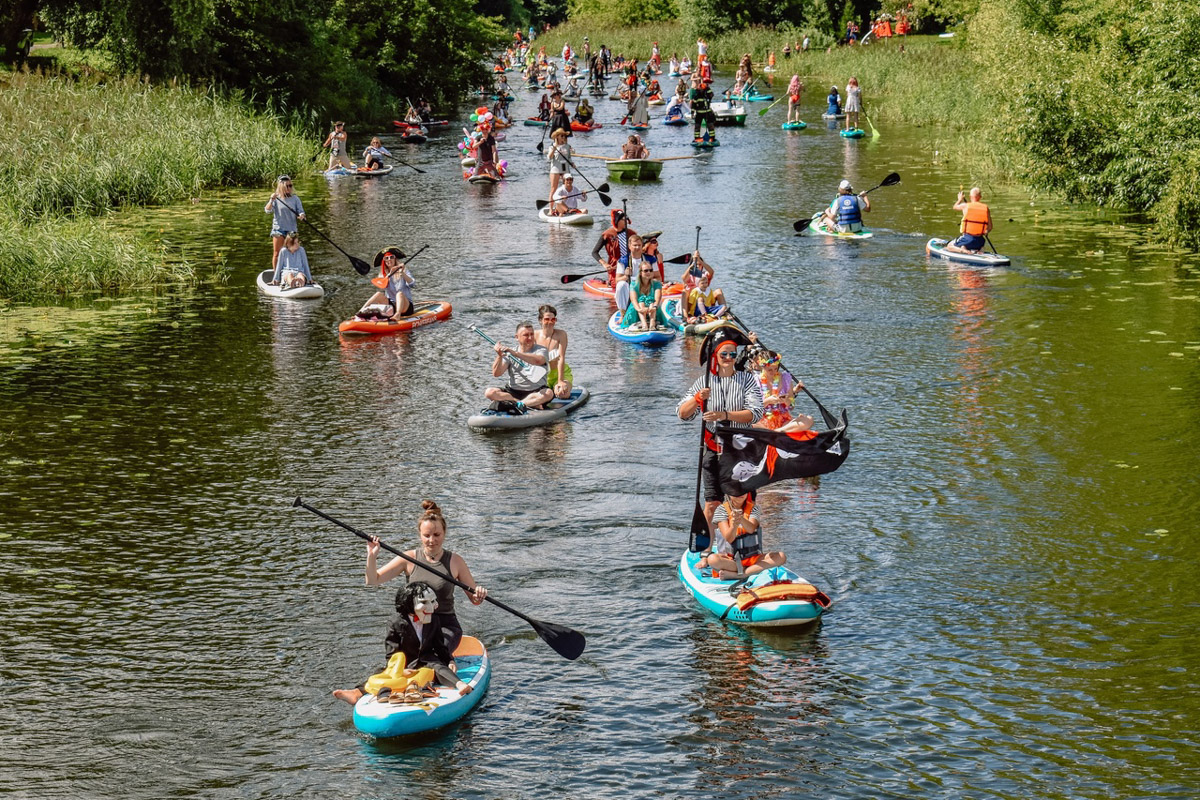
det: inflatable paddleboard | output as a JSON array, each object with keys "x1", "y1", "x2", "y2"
[
  {"x1": 256, "y1": 270, "x2": 324, "y2": 300},
  {"x1": 781, "y1": 121, "x2": 808, "y2": 130},
  {"x1": 662, "y1": 297, "x2": 730, "y2": 336},
  {"x1": 840, "y1": 128, "x2": 866, "y2": 139},
  {"x1": 538, "y1": 207, "x2": 594, "y2": 225},
  {"x1": 324, "y1": 165, "x2": 394, "y2": 177},
  {"x1": 925, "y1": 238, "x2": 1011, "y2": 266},
  {"x1": 468, "y1": 387, "x2": 590, "y2": 429},
  {"x1": 582, "y1": 278, "x2": 683, "y2": 299},
  {"x1": 606, "y1": 311, "x2": 675, "y2": 346},
  {"x1": 807, "y1": 216, "x2": 874, "y2": 239},
  {"x1": 678, "y1": 551, "x2": 830, "y2": 628},
  {"x1": 338, "y1": 300, "x2": 453, "y2": 335}
]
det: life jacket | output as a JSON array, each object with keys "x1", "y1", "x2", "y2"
[
  {"x1": 961, "y1": 201, "x2": 989, "y2": 236},
  {"x1": 721, "y1": 497, "x2": 762, "y2": 562},
  {"x1": 835, "y1": 195, "x2": 861, "y2": 226},
  {"x1": 602, "y1": 226, "x2": 630, "y2": 267},
  {"x1": 735, "y1": 582, "x2": 830, "y2": 611}
]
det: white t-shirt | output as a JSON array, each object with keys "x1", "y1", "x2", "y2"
[
  {"x1": 553, "y1": 184, "x2": 583, "y2": 209},
  {"x1": 710, "y1": 503, "x2": 759, "y2": 555}
]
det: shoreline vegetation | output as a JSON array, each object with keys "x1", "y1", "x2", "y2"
[
  {"x1": 0, "y1": 71, "x2": 316, "y2": 301},
  {"x1": 548, "y1": 4, "x2": 1200, "y2": 250}
]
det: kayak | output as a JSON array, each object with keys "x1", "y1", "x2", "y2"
[
  {"x1": 807, "y1": 216, "x2": 874, "y2": 239},
  {"x1": 468, "y1": 387, "x2": 590, "y2": 430},
  {"x1": 662, "y1": 297, "x2": 730, "y2": 336},
  {"x1": 648, "y1": 96, "x2": 665, "y2": 106},
  {"x1": 352, "y1": 636, "x2": 490, "y2": 739},
  {"x1": 524, "y1": 118, "x2": 549, "y2": 127},
  {"x1": 926, "y1": 238, "x2": 1011, "y2": 266},
  {"x1": 582, "y1": 278, "x2": 684, "y2": 299},
  {"x1": 324, "y1": 165, "x2": 393, "y2": 177},
  {"x1": 338, "y1": 300, "x2": 453, "y2": 336},
  {"x1": 607, "y1": 311, "x2": 675, "y2": 346},
  {"x1": 570, "y1": 120, "x2": 603, "y2": 132},
  {"x1": 256, "y1": 270, "x2": 325, "y2": 300},
  {"x1": 840, "y1": 128, "x2": 866, "y2": 139},
  {"x1": 606, "y1": 158, "x2": 663, "y2": 181},
  {"x1": 538, "y1": 207, "x2": 594, "y2": 225},
  {"x1": 781, "y1": 121, "x2": 808, "y2": 130},
  {"x1": 677, "y1": 551, "x2": 830, "y2": 629}
]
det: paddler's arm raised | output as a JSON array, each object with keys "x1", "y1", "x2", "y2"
[{"x1": 591, "y1": 231, "x2": 610, "y2": 268}]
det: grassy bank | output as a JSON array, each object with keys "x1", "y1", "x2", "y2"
[{"x1": 0, "y1": 71, "x2": 317, "y2": 301}]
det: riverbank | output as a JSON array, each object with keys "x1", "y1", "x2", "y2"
[{"x1": 0, "y1": 71, "x2": 317, "y2": 302}]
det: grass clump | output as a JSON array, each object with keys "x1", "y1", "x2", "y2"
[{"x1": 0, "y1": 71, "x2": 317, "y2": 301}]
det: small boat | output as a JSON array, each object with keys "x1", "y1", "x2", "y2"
[
  {"x1": 324, "y1": 165, "x2": 394, "y2": 177},
  {"x1": 256, "y1": 270, "x2": 325, "y2": 300},
  {"x1": 523, "y1": 118, "x2": 549, "y2": 127},
  {"x1": 606, "y1": 158, "x2": 663, "y2": 182},
  {"x1": 393, "y1": 119, "x2": 448, "y2": 129},
  {"x1": 840, "y1": 128, "x2": 866, "y2": 139},
  {"x1": 712, "y1": 102, "x2": 747, "y2": 126},
  {"x1": 538, "y1": 207, "x2": 594, "y2": 225},
  {"x1": 807, "y1": 215, "x2": 874, "y2": 239},
  {"x1": 571, "y1": 120, "x2": 603, "y2": 132},
  {"x1": 352, "y1": 636, "x2": 490, "y2": 739},
  {"x1": 781, "y1": 121, "x2": 808, "y2": 130},
  {"x1": 677, "y1": 552, "x2": 830, "y2": 629},
  {"x1": 730, "y1": 91, "x2": 773, "y2": 102},
  {"x1": 606, "y1": 311, "x2": 675, "y2": 347},
  {"x1": 468, "y1": 387, "x2": 590, "y2": 430},
  {"x1": 662, "y1": 297, "x2": 729, "y2": 336},
  {"x1": 821, "y1": 112, "x2": 846, "y2": 120},
  {"x1": 338, "y1": 300, "x2": 453, "y2": 336},
  {"x1": 582, "y1": 278, "x2": 684, "y2": 299},
  {"x1": 926, "y1": 238, "x2": 1011, "y2": 266}
]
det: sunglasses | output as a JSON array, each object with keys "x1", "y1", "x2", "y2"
[{"x1": 717, "y1": 351, "x2": 737, "y2": 359}]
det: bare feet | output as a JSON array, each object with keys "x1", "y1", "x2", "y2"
[{"x1": 332, "y1": 688, "x2": 364, "y2": 706}]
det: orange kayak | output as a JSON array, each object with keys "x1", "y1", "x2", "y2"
[{"x1": 338, "y1": 300, "x2": 453, "y2": 335}]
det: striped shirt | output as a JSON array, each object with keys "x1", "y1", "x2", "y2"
[{"x1": 678, "y1": 370, "x2": 764, "y2": 434}]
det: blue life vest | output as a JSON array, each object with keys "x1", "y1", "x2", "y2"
[
  {"x1": 835, "y1": 195, "x2": 861, "y2": 226},
  {"x1": 732, "y1": 529, "x2": 762, "y2": 560}
]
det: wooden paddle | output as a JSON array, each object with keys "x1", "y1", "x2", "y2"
[
  {"x1": 556, "y1": 151, "x2": 612, "y2": 202},
  {"x1": 468, "y1": 324, "x2": 549, "y2": 385},
  {"x1": 572, "y1": 153, "x2": 616, "y2": 161},
  {"x1": 370, "y1": 244, "x2": 429, "y2": 289},
  {"x1": 791, "y1": 172, "x2": 900, "y2": 232},
  {"x1": 274, "y1": 201, "x2": 371, "y2": 276},
  {"x1": 293, "y1": 499, "x2": 586, "y2": 661}
]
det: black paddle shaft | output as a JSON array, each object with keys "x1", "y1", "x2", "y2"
[
  {"x1": 293, "y1": 498, "x2": 586, "y2": 660},
  {"x1": 689, "y1": 367, "x2": 712, "y2": 553}
]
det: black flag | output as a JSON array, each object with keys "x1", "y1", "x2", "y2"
[{"x1": 716, "y1": 413, "x2": 850, "y2": 496}]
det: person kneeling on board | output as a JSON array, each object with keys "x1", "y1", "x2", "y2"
[
  {"x1": 945, "y1": 187, "x2": 993, "y2": 254},
  {"x1": 484, "y1": 321, "x2": 553, "y2": 414},
  {"x1": 698, "y1": 491, "x2": 787, "y2": 580}
]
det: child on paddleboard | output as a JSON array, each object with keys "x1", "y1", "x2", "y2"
[{"x1": 272, "y1": 232, "x2": 312, "y2": 288}]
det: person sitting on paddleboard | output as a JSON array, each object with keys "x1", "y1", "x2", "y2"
[
  {"x1": 592, "y1": 209, "x2": 637, "y2": 311},
  {"x1": 676, "y1": 330, "x2": 765, "y2": 535},
  {"x1": 552, "y1": 174, "x2": 586, "y2": 217},
  {"x1": 681, "y1": 250, "x2": 715, "y2": 294},
  {"x1": 362, "y1": 137, "x2": 391, "y2": 171},
  {"x1": 946, "y1": 187, "x2": 993, "y2": 254},
  {"x1": 698, "y1": 491, "x2": 787, "y2": 580},
  {"x1": 622, "y1": 134, "x2": 649, "y2": 159},
  {"x1": 573, "y1": 98, "x2": 594, "y2": 125},
  {"x1": 537, "y1": 93, "x2": 551, "y2": 122},
  {"x1": 271, "y1": 232, "x2": 312, "y2": 288},
  {"x1": 826, "y1": 86, "x2": 841, "y2": 116},
  {"x1": 616, "y1": 233, "x2": 656, "y2": 312},
  {"x1": 535, "y1": 304, "x2": 573, "y2": 399},
  {"x1": 682, "y1": 266, "x2": 728, "y2": 325},
  {"x1": 473, "y1": 121, "x2": 500, "y2": 179},
  {"x1": 356, "y1": 248, "x2": 415, "y2": 320},
  {"x1": 417, "y1": 99, "x2": 433, "y2": 122},
  {"x1": 621, "y1": 253, "x2": 670, "y2": 331},
  {"x1": 496, "y1": 74, "x2": 512, "y2": 97},
  {"x1": 754, "y1": 350, "x2": 815, "y2": 434},
  {"x1": 323, "y1": 121, "x2": 354, "y2": 171},
  {"x1": 787, "y1": 75, "x2": 804, "y2": 124},
  {"x1": 404, "y1": 106, "x2": 422, "y2": 126},
  {"x1": 484, "y1": 321, "x2": 553, "y2": 414},
  {"x1": 680, "y1": 55, "x2": 692, "y2": 74},
  {"x1": 264, "y1": 175, "x2": 305, "y2": 272},
  {"x1": 332, "y1": 581, "x2": 475, "y2": 706},
  {"x1": 844, "y1": 77, "x2": 862, "y2": 131},
  {"x1": 642, "y1": 233, "x2": 666, "y2": 282},
  {"x1": 823, "y1": 179, "x2": 871, "y2": 233}
]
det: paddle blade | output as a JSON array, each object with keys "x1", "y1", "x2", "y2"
[
  {"x1": 881, "y1": 171, "x2": 900, "y2": 186},
  {"x1": 351, "y1": 256, "x2": 373, "y2": 276},
  {"x1": 597, "y1": 182, "x2": 611, "y2": 193},
  {"x1": 536, "y1": 141, "x2": 544, "y2": 152},
  {"x1": 689, "y1": 501, "x2": 710, "y2": 552},
  {"x1": 370, "y1": 276, "x2": 387, "y2": 289},
  {"x1": 531, "y1": 619, "x2": 587, "y2": 660},
  {"x1": 535, "y1": 199, "x2": 550, "y2": 209},
  {"x1": 599, "y1": 193, "x2": 612, "y2": 207},
  {"x1": 792, "y1": 219, "x2": 810, "y2": 232},
  {"x1": 664, "y1": 252, "x2": 692, "y2": 265}
]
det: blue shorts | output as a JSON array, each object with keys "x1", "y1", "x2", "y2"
[
  {"x1": 952, "y1": 233, "x2": 986, "y2": 251},
  {"x1": 271, "y1": 229, "x2": 296, "y2": 239}
]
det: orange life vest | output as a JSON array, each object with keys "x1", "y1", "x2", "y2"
[{"x1": 961, "y1": 201, "x2": 990, "y2": 236}]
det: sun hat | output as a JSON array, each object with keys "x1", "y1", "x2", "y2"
[{"x1": 839, "y1": 179, "x2": 852, "y2": 190}]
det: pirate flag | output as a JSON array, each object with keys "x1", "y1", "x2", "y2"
[{"x1": 716, "y1": 398, "x2": 850, "y2": 495}]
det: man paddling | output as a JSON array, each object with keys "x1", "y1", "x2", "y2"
[
  {"x1": 484, "y1": 321, "x2": 552, "y2": 414},
  {"x1": 822, "y1": 179, "x2": 870, "y2": 233},
  {"x1": 945, "y1": 187, "x2": 993, "y2": 254}
]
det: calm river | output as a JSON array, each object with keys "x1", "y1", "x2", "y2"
[{"x1": 2, "y1": 72, "x2": 1199, "y2": 799}]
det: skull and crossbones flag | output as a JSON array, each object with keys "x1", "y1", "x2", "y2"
[{"x1": 716, "y1": 408, "x2": 850, "y2": 495}]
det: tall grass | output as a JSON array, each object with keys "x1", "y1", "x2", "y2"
[{"x1": 0, "y1": 71, "x2": 317, "y2": 300}]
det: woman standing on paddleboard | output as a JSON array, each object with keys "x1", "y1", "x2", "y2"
[
  {"x1": 264, "y1": 175, "x2": 305, "y2": 272},
  {"x1": 364, "y1": 500, "x2": 487, "y2": 656},
  {"x1": 844, "y1": 77, "x2": 862, "y2": 132}
]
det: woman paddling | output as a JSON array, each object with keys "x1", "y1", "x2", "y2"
[
  {"x1": 363, "y1": 500, "x2": 487, "y2": 655},
  {"x1": 323, "y1": 121, "x2": 354, "y2": 170},
  {"x1": 546, "y1": 128, "x2": 572, "y2": 206},
  {"x1": 355, "y1": 247, "x2": 415, "y2": 320}
]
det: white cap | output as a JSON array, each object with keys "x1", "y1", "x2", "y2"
[
  {"x1": 838, "y1": 179, "x2": 852, "y2": 190},
  {"x1": 563, "y1": 173, "x2": 574, "y2": 180}
]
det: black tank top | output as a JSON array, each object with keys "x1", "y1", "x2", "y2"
[{"x1": 409, "y1": 549, "x2": 456, "y2": 616}]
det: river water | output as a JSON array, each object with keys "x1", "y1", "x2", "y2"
[{"x1": 2, "y1": 72, "x2": 1199, "y2": 800}]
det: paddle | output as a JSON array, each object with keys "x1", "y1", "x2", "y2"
[
  {"x1": 985, "y1": 233, "x2": 999, "y2": 255},
  {"x1": 688, "y1": 355, "x2": 712, "y2": 553},
  {"x1": 757, "y1": 94, "x2": 786, "y2": 116},
  {"x1": 370, "y1": 244, "x2": 429, "y2": 289},
  {"x1": 468, "y1": 324, "x2": 549, "y2": 385},
  {"x1": 557, "y1": 152, "x2": 612, "y2": 206},
  {"x1": 664, "y1": 225, "x2": 702, "y2": 265},
  {"x1": 274, "y1": 200, "x2": 371, "y2": 276},
  {"x1": 791, "y1": 171, "x2": 901, "y2": 232},
  {"x1": 863, "y1": 106, "x2": 879, "y2": 139},
  {"x1": 560, "y1": 268, "x2": 609, "y2": 284},
  {"x1": 383, "y1": 153, "x2": 426, "y2": 174},
  {"x1": 292, "y1": 499, "x2": 585, "y2": 661},
  {"x1": 535, "y1": 191, "x2": 592, "y2": 210}
]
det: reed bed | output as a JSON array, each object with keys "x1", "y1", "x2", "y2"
[{"x1": 0, "y1": 71, "x2": 316, "y2": 300}]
